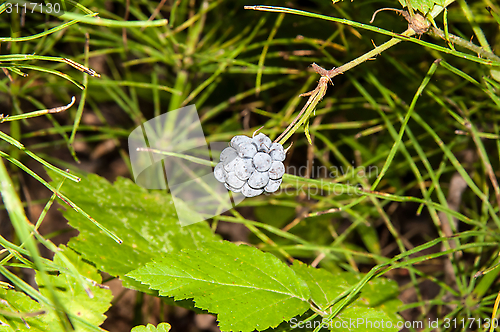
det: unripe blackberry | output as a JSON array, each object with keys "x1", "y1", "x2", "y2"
[{"x1": 214, "y1": 132, "x2": 286, "y2": 197}]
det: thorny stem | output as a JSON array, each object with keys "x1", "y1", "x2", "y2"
[
  {"x1": 267, "y1": 0, "x2": 478, "y2": 147},
  {"x1": 325, "y1": 28, "x2": 415, "y2": 80},
  {"x1": 428, "y1": 26, "x2": 500, "y2": 62},
  {"x1": 275, "y1": 75, "x2": 330, "y2": 145},
  {"x1": 275, "y1": 29, "x2": 414, "y2": 145},
  {"x1": 371, "y1": 7, "x2": 500, "y2": 63}
]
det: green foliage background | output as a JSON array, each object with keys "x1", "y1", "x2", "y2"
[{"x1": 1, "y1": 0, "x2": 500, "y2": 331}]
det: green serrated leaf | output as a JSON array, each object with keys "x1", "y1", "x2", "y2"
[
  {"x1": 35, "y1": 245, "x2": 113, "y2": 331},
  {"x1": 131, "y1": 322, "x2": 172, "y2": 332},
  {"x1": 48, "y1": 171, "x2": 220, "y2": 291},
  {"x1": 397, "y1": 0, "x2": 447, "y2": 14},
  {"x1": 128, "y1": 240, "x2": 311, "y2": 332},
  {"x1": 290, "y1": 262, "x2": 403, "y2": 332}
]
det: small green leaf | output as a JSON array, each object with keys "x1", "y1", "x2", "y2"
[
  {"x1": 131, "y1": 323, "x2": 172, "y2": 332},
  {"x1": 49, "y1": 171, "x2": 219, "y2": 291},
  {"x1": 128, "y1": 240, "x2": 311, "y2": 332},
  {"x1": 398, "y1": 0, "x2": 447, "y2": 14}
]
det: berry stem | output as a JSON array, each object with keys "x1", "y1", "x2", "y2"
[{"x1": 275, "y1": 74, "x2": 329, "y2": 145}]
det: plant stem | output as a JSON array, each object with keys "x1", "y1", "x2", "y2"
[
  {"x1": 428, "y1": 26, "x2": 500, "y2": 62},
  {"x1": 256, "y1": 1, "x2": 457, "y2": 146},
  {"x1": 327, "y1": 1, "x2": 460, "y2": 78},
  {"x1": 326, "y1": 29, "x2": 414, "y2": 78}
]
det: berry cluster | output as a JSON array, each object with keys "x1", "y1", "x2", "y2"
[{"x1": 214, "y1": 133, "x2": 286, "y2": 197}]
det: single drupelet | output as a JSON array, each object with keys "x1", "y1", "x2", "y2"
[{"x1": 214, "y1": 133, "x2": 286, "y2": 197}]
